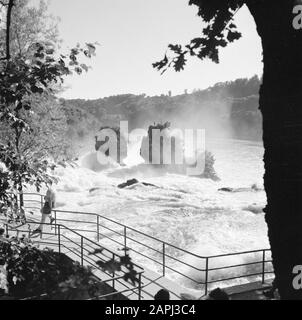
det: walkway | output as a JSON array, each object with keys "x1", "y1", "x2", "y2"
[{"x1": 2, "y1": 192, "x2": 275, "y2": 300}]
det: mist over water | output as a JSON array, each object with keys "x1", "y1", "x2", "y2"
[
  {"x1": 129, "y1": 93, "x2": 236, "y2": 143},
  {"x1": 46, "y1": 133, "x2": 268, "y2": 292},
  {"x1": 0, "y1": 0, "x2": 267, "y2": 296},
  {"x1": 29, "y1": 93, "x2": 265, "y2": 292}
]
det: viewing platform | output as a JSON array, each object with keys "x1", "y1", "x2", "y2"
[{"x1": 1, "y1": 193, "x2": 275, "y2": 300}]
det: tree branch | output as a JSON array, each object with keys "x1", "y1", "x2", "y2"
[
  {"x1": 0, "y1": 0, "x2": 14, "y2": 61},
  {"x1": 5, "y1": 0, "x2": 14, "y2": 60}
]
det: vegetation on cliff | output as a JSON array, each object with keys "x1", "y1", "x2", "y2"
[
  {"x1": 61, "y1": 76, "x2": 262, "y2": 158},
  {"x1": 0, "y1": 234, "x2": 138, "y2": 300}
]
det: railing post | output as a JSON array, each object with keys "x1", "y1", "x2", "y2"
[
  {"x1": 15, "y1": 198, "x2": 19, "y2": 214},
  {"x1": 124, "y1": 226, "x2": 127, "y2": 249},
  {"x1": 162, "y1": 243, "x2": 166, "y2": 277},
  {"x1": 40, "y1": 195, "x2": 43, "y2": 210},
  {"x1": 97, "y1": 216, "x2": 100, "y2": 242},
  {"x1": 112, "y1": 254, "x2": 116, "y2": 290},
  {"x1": 205, "y1": 258, "x2": 209, "y2": 296},
  {"x1": 262, "y1": 250, "x2": 266, "y2": 284},
  {"x1": 58, "y1": 225, "x2": 61, "y2": 254},
  {"x1": 81, "y1": 236, "x2": 84, "y2": 266},
  {"x1": 138, "y1": 273, "x2": 142, "y2": 300},
  {"x1": 54, "y1": 211, "x2": 57, "y2": 235},
  {"x1": 5, "y1": 223, "x2": 9, "y2": 238}
]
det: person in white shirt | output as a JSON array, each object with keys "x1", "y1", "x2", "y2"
[{"x1": 32, "y1": 182, "x2": 56, "y2": 236}]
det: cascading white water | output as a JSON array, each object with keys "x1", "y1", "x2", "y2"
[{"x1": 51, "y1": 138, "x2": 268, "y2": 292}]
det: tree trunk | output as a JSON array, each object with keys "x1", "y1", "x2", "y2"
[
  {"x1": 18, "y1": 188, "x2": 24, "y2": 215},
  {"x1": 247, "y1": 0, "x2": 302, "y2": 299},
  {"x1": 5, "y1": 0, "x2": 14, "y2": 61}
]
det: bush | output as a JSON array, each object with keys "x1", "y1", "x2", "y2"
[
  {"x1": 0, "y1": 237, "x2": 105, "y2": 299},
  {"x1": 203, "y1": 151, "x2": 220, "y2": 181},
  {"x1": 0, "y1": 162, "x2": 12, "y2": 213},
  {"x1": 0, "y1": 236, "x2": 139, "y2": 300},
  {"x1": 0, "y1": 237, "x2": 74, "y2": 298}
]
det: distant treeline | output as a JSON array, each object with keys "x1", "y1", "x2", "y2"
[{"x1": 60, "y1": 75, "x2": 262, "y2": 143}]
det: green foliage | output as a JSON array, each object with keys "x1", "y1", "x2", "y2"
[
  {"x1": 203, "y1": 151, "x2": 220, "y2": 181},
  {"x1": 0, "y1": 236, "x2": 139, "y2": 300},
  {"x1": 153, "y1": 0, "x2": 244, "y2": 73},
  {"x1": 0, "y1": 0, "x2": 97, "y2": 208},
  {"x1": 0, "y1": 94, "x2": 70, "y2": 162},
  {"x1": 0, "y1": 143, "x2": 55, "y2": 193},
  {"x1": 57, "y1": 264, "x2": 104, "y2": 300},
  {"x1": 63, "y1": 76, "x2": 262, "y2": 142},
  {"x1": 0, "y1": 42, "x2": 96, "y2": 120},
  {"x1": 0, "y1": 236, "x2": 76, "y2": 298},
  {"x1": 0, "y1": 162, "x2": 12, "y2": 212},
  {"x1": 0, "y1": 0, "x2": 61, "y2": 59}
]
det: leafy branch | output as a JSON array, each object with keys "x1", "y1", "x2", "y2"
[{"x1": 153, "y1": 0, "x2": 244, "y2": 74}]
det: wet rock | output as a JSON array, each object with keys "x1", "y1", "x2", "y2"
[
  {"x1": 89, "y1": 187, "x2": 102, "y2": 193},
  {"x1": 218, "y1": 186, "x2": 263, "y2": 193},
  {"x1": 118, "y1": 179, "x2": 157, "y2": 189}
]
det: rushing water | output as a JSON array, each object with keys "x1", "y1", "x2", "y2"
[{"x1": 42, "y1": 138, "x2": 269, "y2": 292}]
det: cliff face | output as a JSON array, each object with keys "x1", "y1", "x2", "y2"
[
  {"x1": 140, "y1": 123, "x2": 220, "y2": 180},
  {"x1": 95, "y1": 126, "x2": 128, "y2": 164},
  {"x1": 140, "y1": 122, "x2": 173, "y2": 165}
]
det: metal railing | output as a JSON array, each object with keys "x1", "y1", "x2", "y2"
[
  {"x1": 19, "y1": 192, "x2": 274, "y2": 296},
  {"x1": 4, "y1": 220, "x2": 144, "y2": 300}
]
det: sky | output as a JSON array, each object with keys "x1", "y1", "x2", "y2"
[{"x1": 37, "y1": 0, "x2": 263, "y2": 99}]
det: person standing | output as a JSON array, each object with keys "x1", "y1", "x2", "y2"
[
  {"x1": 32, "y1": 182, "x2": 56, "y2": 236},
  {"x1": 45, "y1": 181, "x2": 56, "y2": 210}
]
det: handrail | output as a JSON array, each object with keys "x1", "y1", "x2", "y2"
[
  {"x1": 55, "y1": 208, "x2": 212, "y2": 259},
  {"x1": 19, "y1": 192, "x2": 212, "y2": 259},
  {"x1": 21, "y1": 193, "x2": 272, "y2": 260},
  {"x1": 17, "y1": 192, "x2": 274, "y2": 295},
  {"x1": 60, "y1": 224, "x2": 144, "y2": 272},
  {"x1": 4, "y1": 220, "x2": 144, "y2": 300},
  {"x1": 207, "y1": 248, "x2": 272, "y2": 260}
]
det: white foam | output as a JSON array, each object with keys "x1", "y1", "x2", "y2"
[{"x1": 49, "y1": 139, "x2": 268, "y2": 290}]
